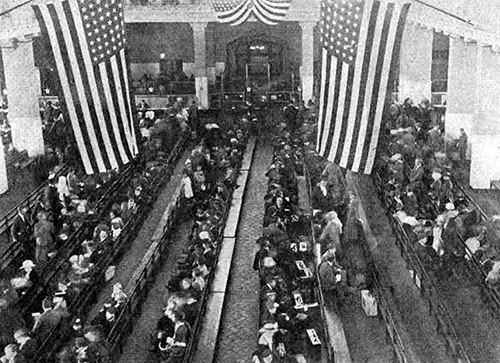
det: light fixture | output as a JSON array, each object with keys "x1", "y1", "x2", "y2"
[{"x1": 160, "y1": 53, "x2": 166, "y2": 59}]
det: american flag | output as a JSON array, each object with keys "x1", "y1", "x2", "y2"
[
  {"x1": 32, "y1": 0, "x2": 138, "y2": 175},
  {"x1": 211, "y1": 0, "x2": 292, "y2": 26},
  {"x1": 316, "y1": 0, "x2": 410, "y2": 174}
]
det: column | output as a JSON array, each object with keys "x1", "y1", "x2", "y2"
[
  {"x1": 300, "y1": 21, "x2": 315, "y2": 103},
  {"x1": 191, "y1": 22, "x2": 209, "y2": 109},
  {"x1": 398, "y1": 22, "x2": 433, "y2": 103},
  {"x1": 445, "y1": 37, "x2": 476, "y2": 141},
  {"x1": 470, "y1": 45, "x2": 500, "y2": 188},
  {"x1": 1, "y1": 37, "x2": 44, "y2": 157}
]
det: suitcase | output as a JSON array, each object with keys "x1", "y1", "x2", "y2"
[{"x1": 361, "y1": 289, "x2": 378, "y2": 316}]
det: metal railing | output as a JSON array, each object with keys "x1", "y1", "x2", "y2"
[
  {"x1": 103, "y1": 136, "x2": 243, "y2": 363},
  {"x1": 0, "y1": 165, "x2": 69, "y2": 272},
  {"x1": 373, "y1": 171, "x2": 472, "y2": 363},
  {"x1": 31, "y1": 132, "x2": 189, "y2": 362}
]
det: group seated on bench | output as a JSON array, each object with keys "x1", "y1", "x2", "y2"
[
  {"x1": 374, "y1": 99, "x2": 500, "y2": 289},
  {"x1": 252, "y1": 134, "x2": 324, "y2": 363},
  {"x1": 149, "y1": 122, "x2": 248, "y2": 363},
  {"x1": 0, "y1": 132, "x2": 186, "y2": 363}
]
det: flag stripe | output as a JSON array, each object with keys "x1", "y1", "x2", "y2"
[
  {"x1": 322, "y1": 56, "x2": 342, "y2": 159},
  {"x1": 319, "y1": 58, "x2": 337, "y2": 156},
  {"x1": 345, "y1": 1, "x2": 380, "y2": 170},
  {"x1": 45, "y1": 3, "x2": 107, "y2": 172},
  {"x1": 32, "y1": 5, "x2": 95, "y2": 174},
  {"x1": 217, "y1": 0, "x2": 251, "y2": 24},
  {"x1": 65, "y1": 0, "x2": 118, "y2": 170},
  {"x1": 53, "y1": 2, "x2": 111, "y2": 172},
  {"x1": 316, "y1": 48, "x2": 330, "y2": 153},
  {"x1": 364, "y1": 2, "x2": 410, "y2": 173},
  {"x1": 99, "y1": 62, "x2": 130, "y2": 165},
  {"x1": 119, "y1": 49, "x2": 139, "y2": 156},
  {"x1": 328, "y1": 63, "x2": 350, "y2": 163},
  {"x1": 116, "y1": 50, "x2": 137, "y2": 156},
  {"x1": 252, "y1": 0, "x2": 280, "y2": 25},
  {"x1": 104, "y1": 59, "x2": 132, "y2": 162},
  {"x1": 111, "y1": 54, "x2": 135, "y2": 158},
  {"x1": 332, "y1": 65, "x2": 355, "y2": 165},
  {"x1": 318, "y1": 0, "x2": 410, "y2": 174},
  {"x1": 339, "y1": 0, "x2": 373, "y2": 168},
  {"x1": 316, "y1": 48, "x2": 329, "y2": 152},
  {"x1": 353, "y1": 2, "x2": 392, "y2": 171}
]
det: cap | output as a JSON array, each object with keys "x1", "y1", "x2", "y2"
[{"x1": 20, "y1": 260, "x2": 36, "y2": 270}]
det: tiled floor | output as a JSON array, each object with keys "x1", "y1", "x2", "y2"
[{"x1": 213, "y1": 142, "x2": 273, "y2": 363}]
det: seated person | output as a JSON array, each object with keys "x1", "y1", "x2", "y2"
[
  {"x1": 11, "y1": 260, "x2": 39, "y2": 296},
  {"x1": 109, "y1": 211, "x2": 124, "y2": 240}
]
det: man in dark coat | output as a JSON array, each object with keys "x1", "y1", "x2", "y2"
[
  {"x1": 32, "y1": 298, "x2": 62, "y2": 342},
  {"x1": 10, "y1": 207, "x2": 33, "y2": 260}
]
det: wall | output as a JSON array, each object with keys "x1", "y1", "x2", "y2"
[
  {"x1": 126, "y1": 23, "x2": 194, "y2": 64},
  {"x1": 207, "y1": 21, "x2": 303, "y2": 71}
]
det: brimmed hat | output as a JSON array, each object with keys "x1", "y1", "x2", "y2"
[{"x1": 20, "y1": 260, "x2": 35, "y2": 270}]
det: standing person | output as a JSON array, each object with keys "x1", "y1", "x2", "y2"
[
  {"x1": 319, "y1": 211, "x2": 343, "y2": 256},
  {"x1": 10, "y1": 207, "x2": 33, "y2": 260},
  {"x1": 34, "y1": 212, "x2": 54, "y2": 264},
  {"x1": 43, "y1": 174, "x2": 61, "y2": 228},
  {"x1": 343, "y1": 191, "x2": 361, "y2": 245},
  {"x1": 319, "y1": 250, "x2": 347, "y2": 309},
  {"x1": 456, "y1": 128, "x2": 468, "y2": 167}
]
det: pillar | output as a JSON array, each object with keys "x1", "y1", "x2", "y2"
[
  {"x1": 445, "y1": 37, "x2": 476, "y2": 143},
  {"x1": 300, "y1": 21, "x2": 315, "y2": 103},
  {"x1": 398, "y1": 23, "x2": 433, "y2": 103},
  {"x1": 191, "y1": 22, "x2": 209, "y2": 109},
  {"x1": 470, "y1": 45, "x2": 500, "y2": 189},
  {"x1": 1, "y1": 37, "x2": 44, "y2": 157}
]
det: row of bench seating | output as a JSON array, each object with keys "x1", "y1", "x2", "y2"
[
  {"x1": 30, "y1": 132, "x2": 189, "y2": 363},
  {"x1": 372, "y1": 172, "x2": 472, "y2": 363},
  {"x1": 452, "y1": 182, "x2": 500, "y2": 317},
  {"x1": 89, "y1": 135, "x2": 255, "y2": 363},
  {"x1": 190, "y1": 138, "x2": 255, "y2": 363},
  {"x1": 0, "y1": 166, "x2": 69, "y2": 272}
]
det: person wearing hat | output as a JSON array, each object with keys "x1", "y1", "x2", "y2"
[
  {"x1": 11, "y1": 260, "x2": 39, "y2": 295},
  {"x1": 10, "y1": 206, "x2": 33, "y2": 260}
]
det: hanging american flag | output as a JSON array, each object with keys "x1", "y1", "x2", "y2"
[
  {"x1": 211, "y1": 0, "x2": 292, "y2": 26},
  {"x1": 316, "y1": 0, "x2": 410, "y2": 174},
  {"x1": 32, "y1": 0, "x2": 138, "y2": 175}
]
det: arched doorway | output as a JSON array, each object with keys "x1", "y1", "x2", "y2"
[{"x1": 225, "y1": 35, "x2": 295, "y2": 93}]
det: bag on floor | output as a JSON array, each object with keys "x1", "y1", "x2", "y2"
[{"x1": 361, "y1": 289, "x2": 378, "y2": 317}]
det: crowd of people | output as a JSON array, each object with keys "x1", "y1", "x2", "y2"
[
  {"x1": 151, "y1": 119, "x2": 248, "y2": 363},
  {"x1": 374, "y1": 97, "x2": 500, "y2": 287},
  {"x1": 252, "y1": 131, "x2": 326, "y2": 363},
  {"x1": 0, "y1": 96, "x2": 198, "y2": 362}
]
